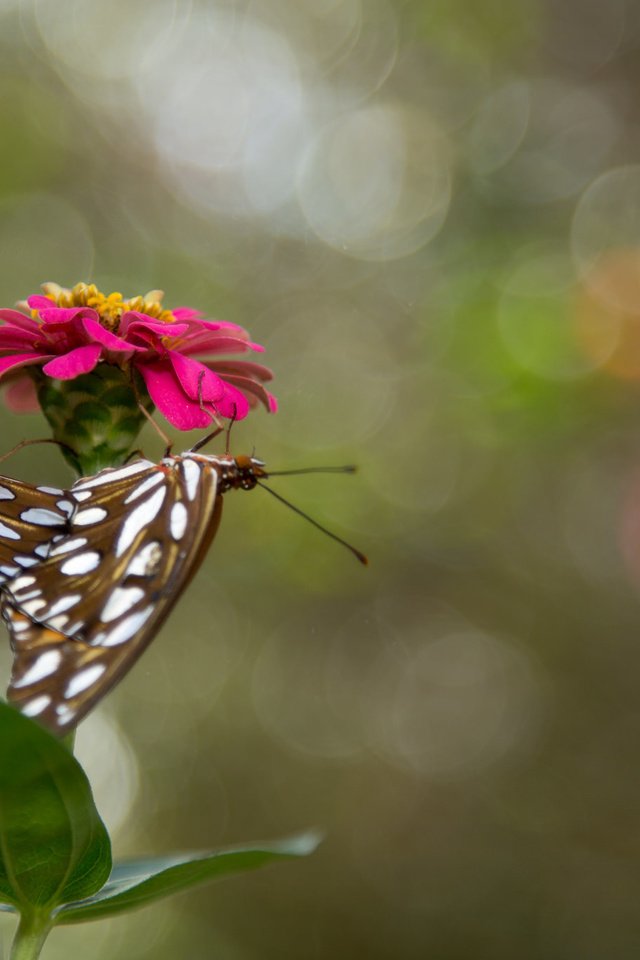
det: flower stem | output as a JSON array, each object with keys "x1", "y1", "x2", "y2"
[{"x1": 10, "y1": 911, "x2": 53, "y2": 960}]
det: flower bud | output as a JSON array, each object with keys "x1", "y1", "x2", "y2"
[{"x1": 32, "y1": 365, "x2": 153, "y2": 476}]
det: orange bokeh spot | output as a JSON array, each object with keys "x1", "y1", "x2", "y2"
[{"x1": 574, "y1": 248, "x2": 640, "y2": 380}]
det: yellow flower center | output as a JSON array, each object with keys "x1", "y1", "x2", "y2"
[{"x1": 38, "y1": 282, "x2": 176, "y2": 331}]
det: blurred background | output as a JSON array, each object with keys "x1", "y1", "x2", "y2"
[{"x1": 0, "y1": 0, "x2": 640, "y2": 956}]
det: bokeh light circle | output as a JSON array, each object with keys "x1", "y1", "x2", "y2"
[
  {"x1": 297, "y1": 103, "x2": 451, "y2": 261},
  {"x1": 137, "y1": 8, "x2": 305, "y2": 221},
  {"x1": 258, "y1": 299, "x2": 400, "y2": 449},
  {"x1": 498, "y1": 80, "x2": 618, "y2": 203},
  {"x1": 75, "y1": 711, "x2": 139, "y2": 839},
  {"x1": 357, "y1": 629, "x2": 546, "y2": 779},
  {"x1": 247, "y1": 0, "x2": 363, "y2": 68},
  {"x1": 572, "y1": 165, "x2": 640, "y2": 314},
  {"x1": 498, "y1": 245, "x2": 616, "y2": 380},
  {"x1": 33, "y1": 0, "x2": 187, "y2": 82},
  {"x1": 468, "y1": 79, "x2": 530, "y2": 175}
]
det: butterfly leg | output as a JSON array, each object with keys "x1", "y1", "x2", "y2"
[{"x1": 0, "y1": 437, "x2": 78, "y2": 466}]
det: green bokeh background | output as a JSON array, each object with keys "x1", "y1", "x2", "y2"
[{"x1": 2, "y1": 0, "x2": 640, "y2": 956}]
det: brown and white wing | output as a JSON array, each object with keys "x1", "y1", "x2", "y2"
[
  {"x1": 0, "y1": 476, "x2": 72, "y2": 581},
  {"x1": 3, "y1": 456, "x2": 221, "y2": 734}
]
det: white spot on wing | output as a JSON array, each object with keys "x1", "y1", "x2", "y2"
[
  {"x1": 74, "y1": 507, "x2": 108, "y2": 526},
  {"x1": 0, "y1": 564, "x2": 18, "y2": 578},
  {"x1": 116, "y1": 486, "x2": 166, "y2": 557},
  {"x1": 72, "y1": 460, "x2": 154, "y2": 491},
  {"x1": 101, "y1": 586, "x2": 145, "y2": 623},
  {"x1": 20, "y1": 508, "x2": 65, "y2": 526},
  {"x1": 170, "y1": 501, "x2": 188, "y2": 541},
  {"x1": 14, "y1": 650, "x2": 62, "y2": 688},
  {"x1": 50, "y1": 537, "x2": 89, "y2": 557},
  {"x1": 12, "y1": 575, "x2": 36, "y2": 591},
  {"x1": 15, "y1": 589, "x2": 41, "y2": 602},
  {"x1": 45, "y1": 594, "x2": 82, "y2": 617},
  {"x1": 48, "y1": 614, "x2": 69, "y2": 630},
  {"x1": 72, "y1": 490, "x2": 92, "y2": 502},
  {"x1": 34, "y1": 544, "x2": 50, "y2": 558},
  {"x1": 37, "y1": 486, "x2": 63, "y2": 495},
  {"x1": 60, "y1": 551, "x2": 101, "y2": 576},
  {"x1": 0, "y1": 521, "x2": 20, "y2": 540},
  {"x1": 21, "y1": 694, "x2": 52, "y2": 716},
  {"x1": 65, "y1": 663, "x2": 106, "y2": 699},
  {"x1": 0, "y1": 484, "x2": 15, "y2": 500},
  {"x1": 14, "y1": 556, "x2": 40, "y2": 568},
  {"x1": 124, "y1": 471, "x2": 165, "y2": 504},
  {"x1": 56, "y1": 704, "x2": 75, "y2": 723},
  {"x1": 21, "y1": 598, "x2": 47, "y2": 616},
  {"x1": 182, "y1": 458, "x2": 202, "y2": 501},
  {"x1": 56, "y1": 500, "x2": 74, "y2": 516},
  {"x1": 95, "y1": 605, "x2": 154, "y2": 647},
  {"x1": 126, "y1": 541, "x2": 162, "y2": 577}
]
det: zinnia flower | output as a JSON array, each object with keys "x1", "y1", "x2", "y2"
[{"x1": 0, "y1": 282, "x2": 277, "y2": 430}]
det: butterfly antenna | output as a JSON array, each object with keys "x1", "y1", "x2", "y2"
[
  {"x1": 256, "y1": 480, "x2": 368, "y2": 565},
  {"x1": 268, "y1": 465, "x2": 358, "y2": 477}
]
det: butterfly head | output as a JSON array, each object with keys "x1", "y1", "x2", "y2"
[
  {"x1": 232, "y1": 454, "x2": 268, "y2": 490},
  {"x1": 187, "y1": 452, "x2": 268, "y2": 492}
]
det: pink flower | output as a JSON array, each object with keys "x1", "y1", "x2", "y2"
[{"x1": 0, "y1": 283, "x2": 276, "y2": 429}]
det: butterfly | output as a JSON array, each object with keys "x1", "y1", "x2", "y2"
[
  {"x1": 0, "y1": 450, "x2": 271, "y2": 735},
  {"x1": 0, "y1": 446, "x2": 365, "y2": 735}
]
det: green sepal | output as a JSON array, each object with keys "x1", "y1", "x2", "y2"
[{"x1": 31, "y1": 365, "x2": 153, "y2": 476}]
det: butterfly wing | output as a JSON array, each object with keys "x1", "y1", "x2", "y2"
[
  {"x1": 3, "y1": 456, "x2": 222, "y2": 734},
  {"x1": 0, "y1": 476, "x2": 72, "y2": 581}
]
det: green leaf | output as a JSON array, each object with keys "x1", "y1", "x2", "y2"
[
  {"x1": 56, "y1": 831, "x2": 322, "y2": 924},
  {"x1": 0, "y1": 703, "x2": 111, "y2": 912}
]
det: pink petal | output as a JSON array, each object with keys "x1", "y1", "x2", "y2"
[
  {"x1": 3, "y1": 375, "x2": 40, "y2": 412},
  {"x1": 42, "y1": 343, "x2": 102, "y2": 379},
  {"x1": 0, "y1": 309, "x2": 41, "y2": 332},
  {"x1": 168, "y1": 353, "x2": 226, "y2": 402},
  {"x1": 80, "y1": 316, "x2": 143, "y2": 353},
  {"x1": 199, "y1": 319, "x2": 251, "y2": 337},
  {"x1": 0, "y1": 330, "x2": 40, "y2": 349},
  {"x1": 178, "y1": 335, "x2": 262, "y2": 356},
  {"x1": 172, "y1": 307, "x2": 204, "y2": 322},
  {"x1": 207, "y1": 359, "x2": 274, "y2": 381},
  {"x1": 26, "y1": 295, "x2": 56, "y2": 310},
  {"x1": 0, "y1": 353, "x2": 52, "y2": 376},
  {"x1": 214, "y1": 372, "x2": 278, "y2": 412},
  {"x1": 37, "y1": 306, "x2": 96, "y2": 325},
  {"x1": 136, "y1": 360, "x2": 213, "y2": 430},
  {"x1": 119, "y1": 315, "x2": 189, "y2": 339},
  {"x1": 211, "y1": 380, "x2": 250, "y2": 420}
]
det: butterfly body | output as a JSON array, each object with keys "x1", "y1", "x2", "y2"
[{"x1": 1, "y1": 452, "x2": 268, "y2": 734}]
